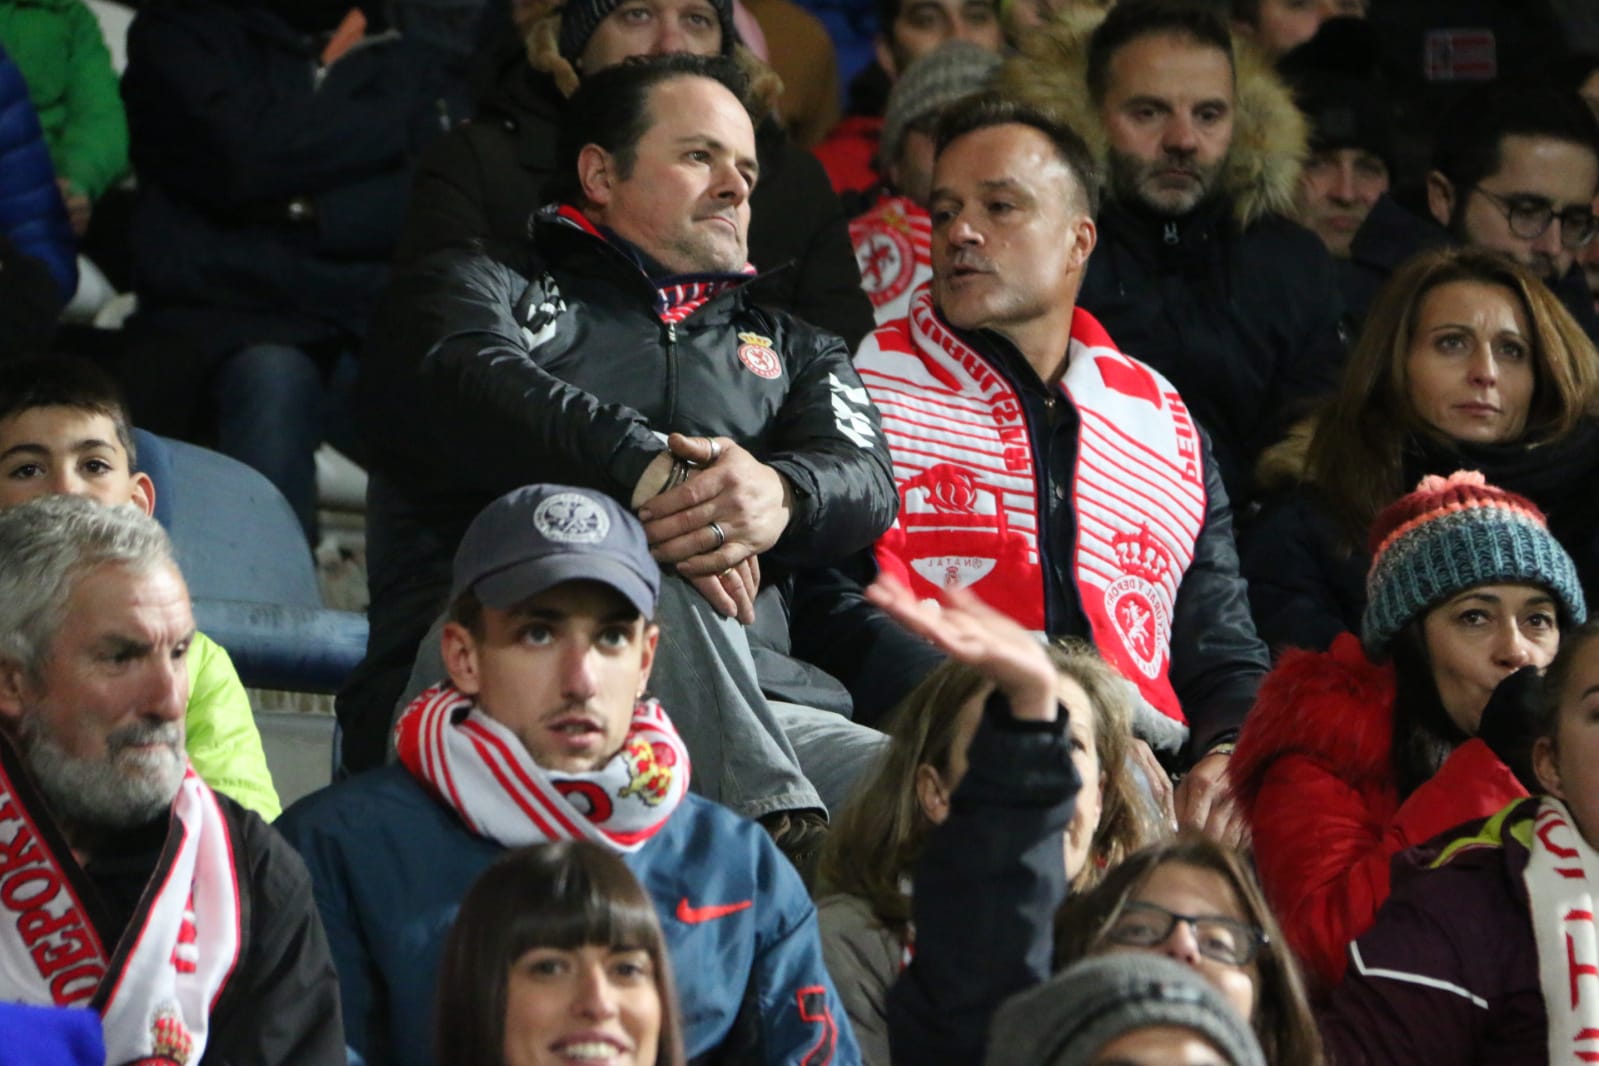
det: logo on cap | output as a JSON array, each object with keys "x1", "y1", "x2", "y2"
[{"x1": 533, "y1": 492, "x2": 610, "y2": 544}]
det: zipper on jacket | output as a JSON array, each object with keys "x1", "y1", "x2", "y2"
[
  {"x1": 1163, "y1": 221, "x2": 1180, "y2": 246},
  {"x1": 663, "y1": 320, "x2": 679, "y2": 423}
]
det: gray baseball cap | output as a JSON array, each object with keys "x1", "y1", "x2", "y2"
[{"x1": 450, "y1": 485, "x2": 660, "y2": 617}]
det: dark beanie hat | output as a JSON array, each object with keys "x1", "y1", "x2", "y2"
[
  {"x1": 983, "y1": 954, "x2": 1265, "y2": 1066},
  {"x1": 559, "y1": 0, "x2": 738, "y2": 63},
  {"x1": 1281, "y1": 17, "x2": 1397, "y2": 175},
  {"x1": 1362, "y1": 471, "x2": 1587, "y2": 652}
]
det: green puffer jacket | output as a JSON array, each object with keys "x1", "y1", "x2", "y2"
[
  {"x1": 187, "y1": 630, "x2": 281, "y2": 821},
  {"x1": 0, "y1": 0, "x2": 127, "y2": 200}
]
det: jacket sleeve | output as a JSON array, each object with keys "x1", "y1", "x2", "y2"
[
  {"x1": 184, "y1": 632, "x2": 282, "y2": 821},
  {"x1": 365, "y1": 248, "x2": 666, "y2": 498},
  {"x1": 817, "y1": 896, "x2": 899, "y2": 1066},
  {"x1": 207, "y1": 812, "x2": 345, "y2": 1066},
  {"x1": 746, "y1": 837, "x2": 863, "y2": 1066},
  {"x1": 761, "y1": 322, "x2": 898, "y2": 567},
  {"x1": 122, "y1": 9, "x2": 436, "y2": 212},
  {"x1": 1247, "y1": 739, "x2": 1525, "y2": 989},
  {"x1": 54, "y1": 0, "x2": 128, "y2": 201},
  {"x1": 1318, "y1": 865, "x2": 1500, "y2": 1066},
  {"x1": 1167, "y1": 429, "x2": 1270, "y2": 756},
  {"x1": 1253, "y1": 227, "x2": 1344, "y2": 465},
  {"x1": 0, "y1": 46, "x2": 78, "y2": 303},
  {"x1": 887, "y1": 698, "x2": 1078, "y2": 1066},
  {"x1": 1240, "y1": 491, "x2": 1359, "y2": 658}
]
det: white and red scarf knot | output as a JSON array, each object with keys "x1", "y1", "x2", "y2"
[
  {"x1": 0, "y1": 751, "x2": 240, "y2": 1066},
  {"x1": 855, "y1": 285, "x2": 1207, "y2": 722},
  {"x1": 395, "y1": 684, "x2": 690, "y2": 852},
  {"x1": 1525, "y1": 797, "x2": 1599, "y2": 1063},
  {"x1": 550, "y1": 204, "x2": 755, "y2": 326}
]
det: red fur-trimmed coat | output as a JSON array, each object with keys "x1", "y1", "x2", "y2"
[{"x1": 1230, "y1": 633, "x2": 1528, "y2": 991}]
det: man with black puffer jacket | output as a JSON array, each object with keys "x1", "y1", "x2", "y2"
[{"x1": 350, "y1": 54, "x2": 897, "y2": 857}]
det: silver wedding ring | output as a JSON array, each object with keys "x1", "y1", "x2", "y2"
[
  {"x1": 708, "y1": 521, "x2": 726, "y2": 549},
  {"x1": 705, "y1": 436, "x2": 721, "y2": 463}
]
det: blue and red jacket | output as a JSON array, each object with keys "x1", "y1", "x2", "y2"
[{"x1": 278, "y1": 764, "x2": 859, "y2": 1066}]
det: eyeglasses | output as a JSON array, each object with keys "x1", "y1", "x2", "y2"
[
  {"x1": 1102, "y1": 901, "x2": 1269, "y2": 966},
  {"x1": 1471, "y1": 187, "x2": 1599, "y2": 249}
]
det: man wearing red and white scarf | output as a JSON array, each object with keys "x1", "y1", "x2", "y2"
[
  {"x1": 0, "y1": 496, "x2": 341, "y2": 1066},
  {"x1": 827, "y1": 93, "x2": 1271, "y2": 835},
  {"x1": 279, "y1": 484, "x2": 857, "y2": 1066}
]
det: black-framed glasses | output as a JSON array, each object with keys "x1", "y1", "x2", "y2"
[
  {"x1": 1102, "y1": 901, "x2": 1269, "y2": 966},
  {"x1": 1471, "y1": 187, "x2": 1599, "y2": 249}
]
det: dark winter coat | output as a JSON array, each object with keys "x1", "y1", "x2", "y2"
[
  {"x1": 393, "y1": 45, "x2": 876, "y2": 350},
  {"x1": 1243, "y1": 419, "x2": 1599, "y2": 657},
  {"x1": 1320, "y1": 797, "x2": 1549, "y2": 1065},
  {"x1": 342, "y1": 214, "x2": 896, "y2": 768},
  {"x1": 121, "y1": 0, "x2": 449, "y2": 370}
]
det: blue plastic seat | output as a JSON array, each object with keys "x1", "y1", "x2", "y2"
[{"x1": 135, "y1": 429, "x2": 368, "y2": 694}]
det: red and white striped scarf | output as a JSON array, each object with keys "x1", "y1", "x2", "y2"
[
  {"x1": 1524, "y1": 797, "x2": 1599, "y2": 1064},
  {"x1": 0, "y1": 745, "x2": 240, "y2": 1064},
  {"x1": 855, "y1": 287, "x2": 1207, "y2": 722},
  {"x1": 395, "y1": 685, "x2": 689, "y2": 851},
  {"x1": 849, "y1": 194, "x2": 932, "y2": 326},
  {"x1": 551, "y1": 204, "x2": 755, "y2": 325}
]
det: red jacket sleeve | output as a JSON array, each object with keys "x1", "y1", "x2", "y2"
[{"x1": 1250, "y1": 739, "x2": 1525, "y2": 989}]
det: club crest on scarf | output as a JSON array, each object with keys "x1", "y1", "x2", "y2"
[
  {"x1": 131, "y1": 1002, "x2": 195, "y2": 1065},
  {"x1": 1106, "y1": 525, "x2": 1174, "y2": 678},
  {"x1": 900, "y1": 463, "x2": 1021, "y2": 591},
  {"x1": 619, "y1": 739, "x2": 679, "y2": 805}
]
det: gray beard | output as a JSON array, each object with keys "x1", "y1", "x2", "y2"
[{"x1": 18, "y1": 714, "x2": 184, "y2": 830}]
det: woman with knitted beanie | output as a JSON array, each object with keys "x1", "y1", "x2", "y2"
[{"x1": 1230, "y1": 470, "x2": 1588, "y2": 993}]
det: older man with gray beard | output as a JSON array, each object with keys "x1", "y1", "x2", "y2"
[{"x1": 0, "y1": 496, "x2": 341, "y2": 1065}]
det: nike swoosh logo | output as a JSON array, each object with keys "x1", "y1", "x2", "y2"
[{"x1": 676, "y1": 897, "x2": 754, "y2": 923}]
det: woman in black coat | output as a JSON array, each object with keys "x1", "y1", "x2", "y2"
[{"x1": 1243, "y1": 246, "x2": 1599, "y2": 657}]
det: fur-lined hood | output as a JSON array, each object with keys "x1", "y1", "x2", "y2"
[
  {"x1": 518, "y1": 0, "x2": 783, "y2": 117},
  {"x1": 1254, "y1": 414, "x2": 1318, "y2": 494},
  {"x1": 993, "y1": 8, "x2": 1307, "y2": 228},
  {"x1": 1230, "y1": 633, "x2": 1395, "y2": 813}
]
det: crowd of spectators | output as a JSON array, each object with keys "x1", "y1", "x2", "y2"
[{"x1": 3, "y1": 0, "x2": 1599, "y2": 1062}]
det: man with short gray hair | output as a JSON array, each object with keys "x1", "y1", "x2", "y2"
[{"x1": 0, "y1": 496, "x2": 342, "y2": 1065}]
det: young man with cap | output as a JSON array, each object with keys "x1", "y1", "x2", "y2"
[
  {"x1": 848, "y1": 40, "x2": 1000, "y2": 325},
  {"x1": 279, "y1": 484, "x2": 858, "y2": 1066}
]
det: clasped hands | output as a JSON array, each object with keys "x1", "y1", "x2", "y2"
[{"x1": 632, "y1": 433, "x2": 792, "y2": 625}]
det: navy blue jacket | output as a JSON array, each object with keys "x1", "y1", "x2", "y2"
[
  {"x1": 121, "y1": 0, "x2": 448, "y2": 364},
  {"x1": 0, "y1": 41, "x2": 75, "y2": 303},
  {"x1": 277, "y1": 765, "x2": 860, "y2": 1066}
]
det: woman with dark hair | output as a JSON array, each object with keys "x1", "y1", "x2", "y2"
[
  {"x1": 1321, "y1": 622, "x2": 1599, "y2": 1063},
  {"x1": 1243, "y1": 245, "x2": 1599, "y2": 656},
  {"x1": 816, "y1": 639, "x2": 1157, "y2": 1064},
  {"x1": 1231, "y1": 470, "x2": 1587, "y2": 993},
  {"x1": 435, "y1": 841, "x2": 686, "y2": 1066},
  {"x1": 1053, "y1": 833, "x2": 1323, "y2": 1065}
]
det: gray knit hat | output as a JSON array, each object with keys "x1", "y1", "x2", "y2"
[
  {"x1": 558, "y1": 0, "x2": 737, "y2": 63},
  {"x1": 879, "y1": 40, "x2": 1002, "y2": 168},
  {"x1": 983, "y1": 954, "x2": 1265, "y2": 1066},
  {"x1": 1362, "y1": 470, "x2": 1587, "y2": 652}
]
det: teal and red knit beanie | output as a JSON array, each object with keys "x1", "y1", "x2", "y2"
[{"x1": 1361, "y1": 470, "x2": 1587, "y2": 653}]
